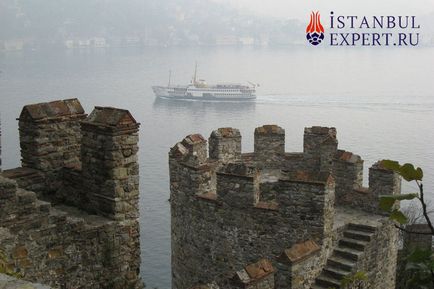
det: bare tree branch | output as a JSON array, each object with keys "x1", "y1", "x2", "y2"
[
  {"x1": 394, "y1": 224, "x2": 434, "y2": 235},
  {"x1": 416, "y1": 181, "x2": 434, "y2": 235}
]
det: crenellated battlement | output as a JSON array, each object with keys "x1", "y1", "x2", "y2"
[
  {"x1": 170, "y1": 124, "x2": 401, "y2": 289},
  {"x1": 170, "y1": 125, "x2": 400, "y2": 213},
  {"x1": 0, "y1": 99, "x2": 143, "y2": 289},
  {"x1": 171, "y1": 124, "x2": 338, "y2": 173}
]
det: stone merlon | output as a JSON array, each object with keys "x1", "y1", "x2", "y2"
[
  {"x1": 278, "y1": 240, "x2": 320, "y2": 265},
  {"x1": 81, "y1": 106, "x2": 140, "y2": 132},
  {"x1": 18, "y1": 98, "x2": 85, "y2": 122},
  {"x1": 209, "y1": 128, "x2": 242, "y2": 163},
  {"x1": 233, "y1": 259, "x2": 275, "y2": 288}
]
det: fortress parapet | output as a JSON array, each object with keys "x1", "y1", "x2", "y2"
[
  {"x1": 0, "y1": 99, "x2": 143, "y2": 289},
  {"x1": 170, "y1": 124, "x2": 401, "y2": 289}
]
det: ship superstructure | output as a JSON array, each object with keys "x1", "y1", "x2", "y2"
[{"x1": 152, "y1": 64, "x2": 256, "y2": 101}]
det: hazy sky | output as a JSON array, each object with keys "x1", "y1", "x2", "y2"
[{"x1": 212, "y1": 0, "x2": 434, "y2": 19}]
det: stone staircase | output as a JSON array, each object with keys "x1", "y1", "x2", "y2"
[{"x1": 312, "y1": 223, "x2": 377, "y2": 289}]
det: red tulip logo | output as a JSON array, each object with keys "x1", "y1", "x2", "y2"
[{"x1": 306, "y1": 11, "x2": 325, "y2": 45}]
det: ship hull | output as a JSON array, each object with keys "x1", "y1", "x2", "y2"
[
  {"x1": 152, "y1": 86, "x2": 256, "y2": 101},
  {"x1": 157, "y1": 95, "x2": 256, "y2": 101}
]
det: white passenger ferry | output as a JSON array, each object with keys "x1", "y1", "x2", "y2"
[{"x1": 152, "y1": 64, "x2": 256, "y2": 101}]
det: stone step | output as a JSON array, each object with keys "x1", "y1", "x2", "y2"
[
  {"x1": 16, "y1": 188, "x2": 37, "y2": 204},
  {"x1": 311, "y1": 284, "x2": 329, "y2": 289},
  {"x1": 348, "y1": 223, "x2": 377, "y2": 233},
  {"x1": 334, "y1": 247, "x2": 362, "y2": 262},
  {"x1": 327, "y1": 256, "x2": 356, "y2": 271},
  {"x1": 343, "y1": 229, "x2": 373, "y2": 242},
  {"x1": 315, "y1": 274, "x2": 341, "y2": 288},
  {"x1": 35, "y1": 200, "x2": 51, "y2": 213},
  {"x1": 339, "y1": 238, "x2": 367, "y2": 251},
  {"x1": 324, "y1": 266, "x2": 352, "y2": 280}
]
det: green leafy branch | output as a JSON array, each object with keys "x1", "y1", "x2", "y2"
[
  {"x1": 379, "y1": 160, "x2": 434, "y2": 288},
  {"x1": 379, "y1": 160, "x2": 434, "y2": 235}
]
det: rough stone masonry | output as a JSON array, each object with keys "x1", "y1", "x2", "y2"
[
  {"x1": 0, "y1": 99, "x2": 143, "y2": 289},
  {"x1": 170, "y1": 125, "x2": 401, "y2": 289}
]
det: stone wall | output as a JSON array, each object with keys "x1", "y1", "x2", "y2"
[
  {"x1": 254, "y1": 125, "x2": 285, "y2": 168},
  {"x1": 0, "y1": 99, "x2": 143, "y2": 289},
  {"x1": 170, "y1": 137, "x2": 336, "y2": 289},
  {"x1": 18, "y1": 99, "x2": 86, "y2": 195},
  {"x1": 332, "y1": 149, "x2": 402, "y2": 214},
  {"x1": 303, "y1": 126, "x2": 338, "y2": 173},
  {"x1": 209, "y1": 128, "x2": 242, "y2": 163},
  {"x1": 170, "y1": 125, "x2": 401, "y2": 289},
  {"x1": 170, "y1": 126, "x2": 330, "y2": 289},
  {"x1": 275, "y1": 240, "x2": 322, "y2": 289},
  {"x1": 348, "y1": 221, "x2": 399, "y2": 289},
  {"x1": 80, "y1": 106, "x2": 140, "y2": 221},
  {"x1": 333, "y1": 150, "x2": 364, "y2": 205}
]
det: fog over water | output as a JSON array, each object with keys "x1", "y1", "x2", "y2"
[
  {"x1": 0, "y1": 46, "x2": 433, "y2": 288},
  {"x1": 214, "y1": 0, "x2": 434, "y2": 19}
]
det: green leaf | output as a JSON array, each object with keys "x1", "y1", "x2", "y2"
[
  {"x1": 379, "y1": 194, "x2": 418, "y2": 212},
  {"x1": 381, "y1": 160, "x2": 424, "y2": 181},
  {"x1": 390, "y1": 209, "x2": 408, "y2": 224},
  {"x1": 416, "y1": 167, "x2": 424, "y2": 180},
  {"x1": 399, "y1": 163, "x2": 423, "y2": 181},
  {"x1": 385, "y1": 193, "x2": 418, "y2": 201},
  {"x1": 382, "y1": 160, "x2": 401, "y2": 171},
  {"x1": 379, "y1": 197, "x2": 396, "y2": 212}
]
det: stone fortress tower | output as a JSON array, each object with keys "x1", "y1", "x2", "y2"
[
  {"x1": 169, "y1": 125, "x2": 401, "y2": 289},
  {"x1": 0, "y1": 99, "x2": 143, "y2": 289}
]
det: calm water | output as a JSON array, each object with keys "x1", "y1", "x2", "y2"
[{"x1": 1, "y1": 47, "x2": 434, "y2": 288}]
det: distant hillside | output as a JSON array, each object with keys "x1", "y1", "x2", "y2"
[{"x1": 0, "y1": 0, "x2": 302, "y2": 48}]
